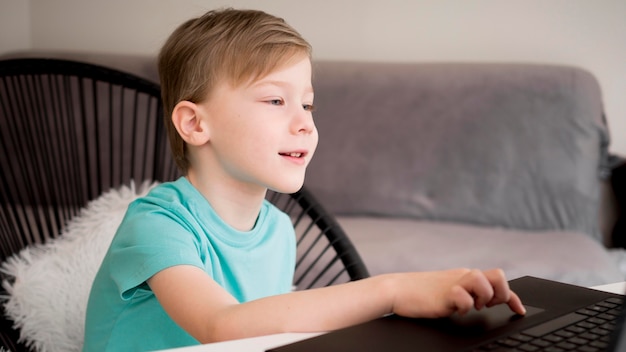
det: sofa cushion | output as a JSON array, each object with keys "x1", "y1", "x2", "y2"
[
  {"x1": 338, "y1": 216, "x2": 623, "y2": 287},
  {"x1": 306, "y1": 62, "x2": 609, "y2": 241}
]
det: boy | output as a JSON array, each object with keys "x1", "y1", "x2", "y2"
[{"x1": 83, "y1": 8, "x2": 525, "y2": 351}]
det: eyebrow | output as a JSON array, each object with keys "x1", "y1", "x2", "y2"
[{"x1": 252, "y1": 80, "x2": 314, "y2": 94}]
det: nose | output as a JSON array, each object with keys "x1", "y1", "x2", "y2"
[{"x1": 292, "y1": 107, "x2": 315, "y2": 135}]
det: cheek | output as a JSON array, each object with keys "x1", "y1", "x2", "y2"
[
  {"x1": 215, "y1": 112, "x2": 258, "y2": 142},
  {"x1": 210, "y1": 115, "x2": 258, "y2": 156},
  {"x1": 239, "y1": 123, "x2": 279, "y2": 155},
  {"x1": 309, "y1": 128, "x2": 319, "y2": 156}
]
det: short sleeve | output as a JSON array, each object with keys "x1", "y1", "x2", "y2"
[{"x1": 108, "y1": 200, "x2": 207, "y2": 300}]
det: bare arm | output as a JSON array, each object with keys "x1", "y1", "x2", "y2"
[{"x1": 148, "y1": 266, "x2": 525, "y2": 344}]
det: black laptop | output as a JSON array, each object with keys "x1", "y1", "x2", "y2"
[{"x1": 268, "y1": 276, "x2": 625, "y2": 352}]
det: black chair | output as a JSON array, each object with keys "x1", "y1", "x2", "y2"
[
  {"x1": 0, "y1": 58, "x2": 368, "y2": 351},
  {"x1": 267, "y1": 189, "x2": 369, "y2": 290}
]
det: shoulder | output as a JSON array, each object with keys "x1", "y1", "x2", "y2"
[
  {"x1": 261, "y1": 199, "x2": 292, "y2": 226},
  {"x1": 114, "y1": 178, "x2": 209, "y2": 249},
  {"x1": 256, "y1": 199, "x2": 295, "y2": 247},
  {"x1": 124, "y1": 177, "x2": 203, "y2": 223},
  {"x1": 131, "y1": 177, "x2": 193, "y2": 208}
]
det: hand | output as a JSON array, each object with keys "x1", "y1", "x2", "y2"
[{"x1": 389, "y1": 268, "x2": 526, "y2": 319}]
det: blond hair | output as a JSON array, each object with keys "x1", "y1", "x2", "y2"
[{"x1": 158, "y1": 8, "x2": 312, "y2": 173}]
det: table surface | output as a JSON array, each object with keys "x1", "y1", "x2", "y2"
[{"x1": 158, "y1": 281, "x2": 626, "y2": 352}]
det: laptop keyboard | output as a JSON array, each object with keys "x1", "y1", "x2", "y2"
[{"x1": 471, "y1": 297, "x2": 623, "y2": 352}]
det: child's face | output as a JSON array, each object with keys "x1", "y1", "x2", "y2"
[{"x1": 199, "y1": 56, "x2": 318, "y2": 194}]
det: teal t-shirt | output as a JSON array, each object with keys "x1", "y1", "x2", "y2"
[{"x1": 83, "y1": 177, "x2": 296, "y2": 351}]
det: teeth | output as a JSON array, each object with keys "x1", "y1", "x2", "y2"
[{"x1": 280, "y1": 152, "x2": 303, "y2": 158}]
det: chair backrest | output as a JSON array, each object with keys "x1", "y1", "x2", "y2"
[
  {"x1": 268, "y1": 188, "x2": 369, "y2": 290},
  {"x1": 0, "y1": 57, "x2": 180, "y2": 352},
  {"x1": 0, "y1": 57, "x2": 369, "y2": 351},
  {"x1": 0, "y1": 58, "x2": 179, "y2": 262}
]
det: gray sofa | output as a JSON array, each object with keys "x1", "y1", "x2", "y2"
[
  {"x1": 7, "y1": 51, "x2": 625, "y2": 288},
  {"x1": 306, "y1": 61, "x2": 626, "y2": 287},
  {"x1": 306, "y1": 61, "x2": 625, "y2": 287}
]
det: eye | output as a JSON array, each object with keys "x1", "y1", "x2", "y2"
[
  {"x1": 303, "y1": 104, "x2": 316, "y2": 112},
  {"x1": 268, "y1": 99, "x2": 284, "y2": 106}
]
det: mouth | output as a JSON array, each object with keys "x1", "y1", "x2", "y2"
[{"x1": 279, "y1": 152, "x2": 305, "y2": 158}]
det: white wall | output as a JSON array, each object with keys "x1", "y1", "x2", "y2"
[
  {"x1": 0, "y1": 0, "x2": 31, "y2": 52},
  {"x1": 3, "y1": 0, "x2": 626, "y2": 154}
]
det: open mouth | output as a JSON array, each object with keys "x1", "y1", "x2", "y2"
[{"x1": 280, "y1": 152, "x2": 303, "y2": 158}]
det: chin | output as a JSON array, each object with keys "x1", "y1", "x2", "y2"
[{"x1": 268, "y1": 180, "x2": 305, "y2": 195}]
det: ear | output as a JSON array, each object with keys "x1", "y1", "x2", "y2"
[{"x1": 171, "y1": 101, "x2": 210, "y2": 146}]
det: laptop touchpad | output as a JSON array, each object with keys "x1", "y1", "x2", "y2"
[{"x1": 447, "y1": 305, "x2": 543, "y2": 333}]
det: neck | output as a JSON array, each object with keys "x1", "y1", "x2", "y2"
[{"x1": 186, "y1": 168, "x2": 267, "y2": 232}]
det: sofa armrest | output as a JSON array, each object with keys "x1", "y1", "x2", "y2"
[{"x1": 610, "y1": 154, "x2": 626, "y2": 248}]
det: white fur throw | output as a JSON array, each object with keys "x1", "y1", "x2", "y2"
[{"x1": 0, "y1": 182, "x2": 156, "y2": 352}]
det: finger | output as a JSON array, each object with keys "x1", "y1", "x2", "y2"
[
  {"x1": 482, "y1": 269, "x2": 510, "y2": 307},
  {"x1": 507, "y1": 291, "x2": 526, "y2": 316},
  {"x1": 449, "y1": 285, "x2": 475, "y2": 316},
  {"x1": 481, "y1": 269, "x2": 526, "y2": 315},
  {"x1": 459, "y1": 269, "x2": 493, "y2": 310}
]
